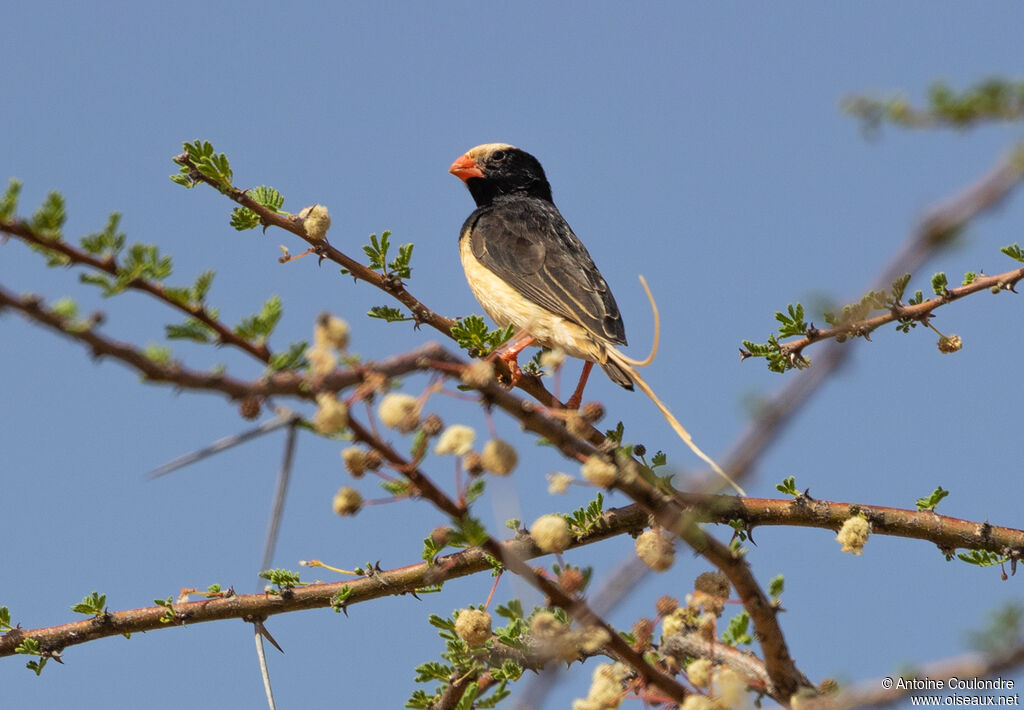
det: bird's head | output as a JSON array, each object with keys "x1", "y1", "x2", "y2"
[{"x1": 449, "y1": 143, "x2": 553, "y2": 206}]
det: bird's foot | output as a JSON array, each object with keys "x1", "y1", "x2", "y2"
[
  {"x1": 488, "y1": 333, "x2": 535, "y2": 388},
  {"x1": 489, "y1": 349, "x2": 523, "y2": 388}
]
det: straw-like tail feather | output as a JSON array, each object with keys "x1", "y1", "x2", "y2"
[{"x1": 606, "y1": 348, "x2": 745, "y2": 496}]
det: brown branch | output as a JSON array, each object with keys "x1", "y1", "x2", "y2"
[
  {"x1": 174, "y1": 150, "x2": 457, "y2": 339},
  {"x1": 338, "y1": 414, "x2": 693, "y2": 704},
  {"x1": 8, "y1": 144, "x2": 1020, "y2": 701},
  {"x1": 662, "y1": 632, "x2": 775, "y2": 695},
  {"x1": 171, "y1": 150, "x2": 568, "y2": 411},
  {"x1": 0, "y1": 281, "x2": 797, "y2": 699},
  {"x1": 0, "y1": 285, "x2": 457, "y2": 402},
  {"x1": 18, "y1": 274, "x2": 1022, "y2": 700},
  {"x1": 608, "y1": 473, "x2": 811, "y2": 700},
  {"x1": 670, "y1": 494, "x2": 1024, "y2": 560},
  {"x1": 776, "y1": 265, "x2": 1024, "y2": 360},
  {"x1": 0, "y1": 218, "x2": 271, "y2": 363},
  {"x1": 724, "y1": 147, "x2": 1024, "y2": 485},
  {"x1": 0, "y1": 504, "x2": 650, "y2": 659}
]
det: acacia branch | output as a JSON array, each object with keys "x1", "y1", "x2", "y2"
[
  {"x1": 15, "y1": 274, "x2": 1024, "y2": 699},
  {"x1": 171, "y1": 150, "x2": 569, "y2": 410},
  {"x1": 776, "y1": 265, "x2": 1023, "y2": 359},
  {"x1": 174, "y1": 150, "x2": 456, "y2": 337},
  {"x1": 724, "y1": 147, "x2": 1024, "y2": 485},
  {"x1": 0, "y1": 505, "x2": 649, "y2": 659},
  {"x1": 0, "y1": 218, "x2": 271, "y2": 363},
  {"x1": 337, "y1": 414, "x2": 693, "y2": 704},
  {"x1": 0, "y1": 281, "x2": 809, "y2": 700},
  {"x1": 0, "y1": 285, "x2": 452, "y2": 402}
]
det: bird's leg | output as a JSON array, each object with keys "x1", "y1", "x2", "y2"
[
  {"x1": 489, "y1": 333, "x2": 535, "y2": 387},
  {"x1": 565, "y1": 360, "x2": 595, "y2": 410}
]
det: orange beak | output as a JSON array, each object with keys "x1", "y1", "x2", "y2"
[{"x1": 449, "y1": 153, "x2": 484, "y2": 182}]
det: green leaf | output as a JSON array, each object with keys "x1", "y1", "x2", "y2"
[
  {"x1": 229, "y1": 186, "x2": 285, "y2": 230},
  {"x1": 721, "y1": 610, "x2": 753, "y2": 646},
  {"x1": 774, "y1": 303, "x2": 807, "y2": 338},
  {"x1": 230, "y1": 207, "x2": 260, "y2": 230},
  {"x1": 464, "y1": 479, "x2": 486, "y2": 505},
  {"x1": 51, "y1": 297, "x2": 79, "y2": 319},
  {"x1": 957, "y1": 549, "x2": 1008, "y2": 568},
  {"x1": 15, "y1": 638, "x2": 41, "y2": 656},
  {"x1": 267, "y1": 341, "x2": 308, "y2": 372},
  {"x1": 1000, "y1": 242, "x2": 1024, "y2": 264},
  {"x1": 768, "y1": 574, "x2": 784, "y2": 603},
  {"x1": 79, "y1": 272, "x2": 117, "y2": 296},
  {"x1": 915, "y1": 486, "x2": 950, "y2": 512},
  {"x1": 962, "y1": 271, "x2": 978, "y2": 286},
  {"x1": 31, "y1": 191, "x2": 66, "y2": 236},
  {"x1": 143, "y1": 344, "x2": 173, "y2": 365},
  {"x1": 165, "y1": 319, "x2": 214, "y2": 343},
  {"x1": 114, "y1": 243, "x2": 173, "y2": 292},
  {"x1": 889, "y1": 273, "x2": 912, "y2": 302},
  {"x1": 78, "y1": 212, "x2": 126, "y2": 257},
  {"x1": 931, "y1": 272, "x2": 949, "y2": 296},
  {"x1": 191, "y1": 270, "x2": 215, "y2": 302},
  {"x1": 494, "y1": 599, "x2": 524, "y2": 621},
  {"x1": 16, "y1": 638, "x2": 48, "y2": 675},
  {"x1": 450, "y1": 315, "x2": 514, "y2": 355},
  {"x1": 258, "y1": 568, "x2": 302, "y2": 591},
  {"x1": 422, "y1": 536, "x2": 445, "y2": 564},
  {"x1": 368, "y1": 305, "x2": 412, "y2": 322},
  {"x1": 165, "y1": 270, "x2": 216, "y2": 307},
  {"x1": 388, "y1": 242, "x2": 414, "y2": 279},
  {"x1": 330, "y1": 586, "x2": 353, "y2": 613},
  {"x1": 181, "y1": 139, "x2": 234, "y2": 190},
  {"x1": 775, "y1": 475, "x2": 800, "y2": 497},
  {"x1": 413, "y1": 659, "x2": 456, "y2": 682},
  {"x1": 566, "y1": 492, "x2": 604, "y2": 536},
  {"x1": 0, "y1": 178, "x2": 22, "y2": 220},
  {"x1": 362, "y1": 230, "x2": 392, "y2": 271},
  {"x1": 727, "y1": 519, "x2": 747, "y2": 542},
  {"x1": 454, "y1": 682, "x2": 479, "y2": 710},
  {"x1": 380, "y1": 479, "x2": 413, "y2": 497},
  {"x1": 235, "y1": 294, "x2": 282, "y2": 342},
  {"x1": 250, "y1": 185, "x2": 285, "y2": 212},
  {"x1": 449, "y1": 517, "x2": 489, "y2": 547},
  {"x1": 71, "y1": 591, "x2": 107, "y2": 616}
]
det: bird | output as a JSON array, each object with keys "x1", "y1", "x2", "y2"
[{"x1": 449, "y1": 143, "x2": 744, "y2": 495}]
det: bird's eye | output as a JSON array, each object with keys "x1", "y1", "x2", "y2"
[{"x1": 491, "y1": 150, "x2": 506, "y2": 162}]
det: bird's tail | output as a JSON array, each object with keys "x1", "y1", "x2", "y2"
[{"x1": 606, "y1": 348, "x2": 745, "y2": 496}]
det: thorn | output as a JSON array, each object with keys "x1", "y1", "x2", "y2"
[{"x1": 256, "y1": 621, "x2": 285, "y2": 654}]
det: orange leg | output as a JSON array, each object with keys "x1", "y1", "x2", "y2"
[
  {"x1": 565, "y1": 361, "x2": 595, "y2": 410},
  {"x1": 490, "y1": 334, "x2": 535, "y2": 387}
]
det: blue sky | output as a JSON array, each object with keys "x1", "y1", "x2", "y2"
[{"x1": 4, "y1": 3, "x2": 1024, "y2": 708}]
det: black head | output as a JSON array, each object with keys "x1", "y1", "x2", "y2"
[{"x1": 449, "y1": 143, "x2": 553, "y2": 207}]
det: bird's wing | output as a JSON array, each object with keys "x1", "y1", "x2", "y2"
[{"x1": 466, "y1": 197, "x2": 627, "y2": 345}]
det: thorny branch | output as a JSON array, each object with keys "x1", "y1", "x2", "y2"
[
  {"x1": 768, "y1": 265, "x2": 1024, "y2": 362},
  {"x1": 723, "y1": 147, "x2": 1024, "y2": 485},
  {"x1": 2, "y1": 142, "x2": 1022, "y2": 706},
  {"x1": 0, "y1": 218, "x2": 272, "y2": 363},
  {"x1": 0, "y1": 505, "x2": 650, "y2": 658}
]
